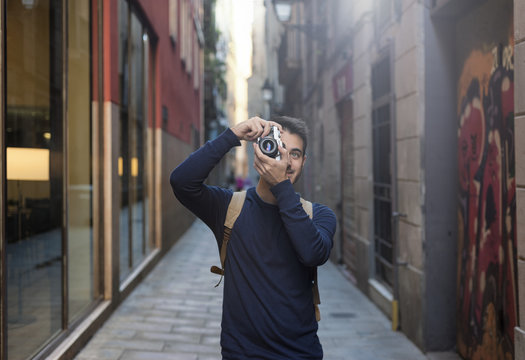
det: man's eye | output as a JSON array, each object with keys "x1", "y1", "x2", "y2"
[{"x1": 290, "y1": 152, "x2": 301, "y2": 159}]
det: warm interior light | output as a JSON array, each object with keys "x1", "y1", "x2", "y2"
[
  {"x1": 118, "y1": 157, "x2": 123, "y2": 176},
  {"x1": 131, "y1": 157, "x2": 139, "y2": 177},
  {"x1": 7, "y1": 147, "x2": 50, "y2": 181}
]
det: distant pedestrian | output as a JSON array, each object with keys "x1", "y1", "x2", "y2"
[
  {"x1": 235, "y1": 176, "x2": 244, "y2": 191},
  {"x1": 170, "y1": 116, "x2": 336, "y2": 359},
  {"x1": 242, "y1": 176, "x2": 253, "y2": 190}
]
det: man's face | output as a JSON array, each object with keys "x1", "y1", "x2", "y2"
[{"x1": 280, "y1": 130, "x2": 306, "y2": 184}]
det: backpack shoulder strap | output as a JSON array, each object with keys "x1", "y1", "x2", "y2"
[
  {"x1": 299, "y1": 197, "x2": 313, "y2": 219},
  {"x1": 211, "y1": 193, "x2": 320, "y2": 322},
  {"x1": 300, "y1": 197, "x2": 321, "y2": 321},
  {"x1": 225, "y1": 191, "x2": 247, "y2": 229},
  {"x1": 210, "y1": 191, "x2": 246, "y2": 285}
]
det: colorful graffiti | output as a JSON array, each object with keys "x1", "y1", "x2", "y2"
[{"x1": 457, "y1": 42, "x2": 516, "y2": 359}]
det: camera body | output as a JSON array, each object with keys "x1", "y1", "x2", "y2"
[{"x1": 257, "y1": 126, "x2": 282, "y2": 160}]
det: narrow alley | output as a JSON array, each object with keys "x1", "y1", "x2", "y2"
[
  {"x1": 2, "y1": 0, "x2": 525, "y2": 359},
  {"x1": 74, "y1": 220, "x2": 453, "y2": 360}
]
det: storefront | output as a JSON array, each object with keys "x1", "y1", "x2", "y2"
[
  {"x1": 0, "y1": 0, "x2": 202, "y2": 358},
  {"x1": 2, "y1": 1, "x2": 100, "y2": 358}
]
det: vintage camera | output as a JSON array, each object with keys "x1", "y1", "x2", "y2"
[{"x1": 257, "y1": 126, "x2": 282, "y2": 160}]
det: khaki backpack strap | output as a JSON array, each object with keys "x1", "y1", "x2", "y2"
[
  {"x1": 300, "y1": 198, "x2": 313, "y2": 219},
  {"x1": 225, "y1": 191, "x2": 247, "y2": 229},
  {"x1": 210, "y1": 191, "x2": 246, "y2": 287},
  {"x1": 211, "y1": 193, "x2": 321, "y2": 321},
  {"x1": 300, "y1": 197, "x2": 320, "y2": 321}
]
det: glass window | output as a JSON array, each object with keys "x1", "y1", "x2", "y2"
[
  {"x1": 118, "y1": 0, "x2": 131, "y2": 281},
  {"x1": 5, "y1": 0, "x2": 95, "y2": 357},
  {"x1": 119, "y1": 1, "x2": 154, "y2": 283},
  {"x1": 6, "y1": 0, "x2": 64, "y2": 358},
  {"x1": 130, "y1": 12, "x2": 146, "y2": 268},
  {"x1": 67, "y1": 0, "x2": 94, "y2": 322}
]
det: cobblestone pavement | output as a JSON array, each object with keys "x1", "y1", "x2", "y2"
[{"x1": 74, "y1": 220, "x2": 460, "y2": 360}]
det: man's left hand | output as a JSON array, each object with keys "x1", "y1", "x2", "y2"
[{"x1": 253, "y1": 143, "x2": 289, "y2": 186}]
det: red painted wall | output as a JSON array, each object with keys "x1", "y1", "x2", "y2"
[
  {"x1": 104, "y1": 0, "x2": 119, "y2": 104},
  {"x1": 100, "y1": 0, "x2": 201, "y2": 144},
  {"x1": 137, "y1": 0, "x2": 201, "y2": 143}
]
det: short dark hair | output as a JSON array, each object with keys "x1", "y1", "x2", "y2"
[{"x1": 272, "y1": 116, "x2": 308, "y2": 154}]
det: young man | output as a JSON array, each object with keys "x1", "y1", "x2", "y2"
[{"x1": 170, "y1": 116, "x2": 336, "y2": 359}]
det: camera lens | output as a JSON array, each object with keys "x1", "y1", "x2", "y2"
[{"x1": 259, "y1": 138, "x2": 278, "y2": 158}]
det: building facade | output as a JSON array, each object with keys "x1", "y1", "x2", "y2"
[
  {"x1": 0, "y1": 0, "x2": 203, "y2": 358},
  {"x1": 274, "y1": 0, "x2": 525, "y2": 358},
  {"x1": 514, "y1": 0, "x2": 525, "y2": 356},
  {"x1": 247, "y1": 0, "x2": 286, "y2": 185},
  {"x1": 215, "y1": 0, "x2": 254, "y2": 181}
]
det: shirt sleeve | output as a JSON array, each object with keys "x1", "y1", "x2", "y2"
[
  {"x1": 270, "y1": 180, "x2": 336, "y2": 266},
  {"x1": 169, "y1": 129, "x2": 241, "y2": 241}
]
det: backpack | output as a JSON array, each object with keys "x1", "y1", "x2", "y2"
[{"x1": 210, "y1": 191, "x2": 322, "y2": 321}]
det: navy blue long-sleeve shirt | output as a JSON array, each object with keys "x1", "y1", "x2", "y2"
[{"x1": 170, "y1": 129, "x2": 336, "y2": 359}]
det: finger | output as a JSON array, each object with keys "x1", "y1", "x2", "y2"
[
  {"x1": 253, "y1": 142, "x2": 262, "y2": 160},
  {"x1": 253, "y1": 161, "x2": 264, "y2": 177},
  {"x1": 277, "y1": 145, "x2": 288, "y2": 161},
  {"x1": 253, "y1": 142, "x2": 265, "y2": 162},
  {"x1": 267, "y1": 121, "x2": 283, "y2": 132},
  {"x1": 255, "y1": 123, "x2": 265, "y2": 138},
  {"x1": 247, "y1": 124, "x2": 263, "y2": 140},
  {"x1": 261, "y1": 121, "x2": 273, "y2": 138},
  {"x1": 259, "y1": 119, "x2": 272, "y2": 137},
  {"x1": 252, "y1": 150, "x2": 266, "y2": 173}
]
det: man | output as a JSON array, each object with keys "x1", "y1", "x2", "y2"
[{"x1": 170, "y1": 116, "x2": 336, "y2": 359}]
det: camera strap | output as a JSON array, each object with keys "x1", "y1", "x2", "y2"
[{"x1": 210, "y1": 191, "x2": 322, "y2": 321}]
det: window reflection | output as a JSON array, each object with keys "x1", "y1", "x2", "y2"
[
  {"x1": 130, "y1": 12, "x2": 146, "y2": 268},
  {"x1": 68, "y1": 0, "x2": 93, "y2": 322},
  {"x1": 6, "y1": 0, "x2": 63, "y2": 358},
  {"x1": 119, "y1": 1, "x2": 153, "y2": 283},
  {"x1": 5, "y1": 0, "x2": 94, "y2": 357},
  {"x1": 119, "y1": 0, "x2": 131, "y2": 281}
]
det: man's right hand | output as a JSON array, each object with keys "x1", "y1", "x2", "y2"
[{"x1": 231, "y1": 117, "x2": 283, "y2": 142}]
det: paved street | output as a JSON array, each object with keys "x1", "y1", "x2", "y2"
[{"x1": 75, "y1": 220, "x2": 458, "y2": 360}]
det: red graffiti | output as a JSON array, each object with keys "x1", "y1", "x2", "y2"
[{"x1": 457, "y1": 45, "x2": 516, "y2": 359}]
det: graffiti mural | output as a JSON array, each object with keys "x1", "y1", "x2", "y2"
[{"x1": 457, "y1": 40, "x2": 516, "y2": 359}]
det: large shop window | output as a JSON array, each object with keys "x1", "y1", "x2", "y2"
[
  {"x1": 5, "y1": 0, "x2": 95, "y2": 359},
  {"x1": 118, "y1": 0, "x2": 154, "y2": 283}
]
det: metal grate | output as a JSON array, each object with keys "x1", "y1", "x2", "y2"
[{"x1": 371, "y1": 51, "x2": 393, "y2": 289}]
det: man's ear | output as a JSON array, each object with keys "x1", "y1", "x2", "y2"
[{"x1": 302, "y1": 154, "x2": 307, "y2": 167}]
